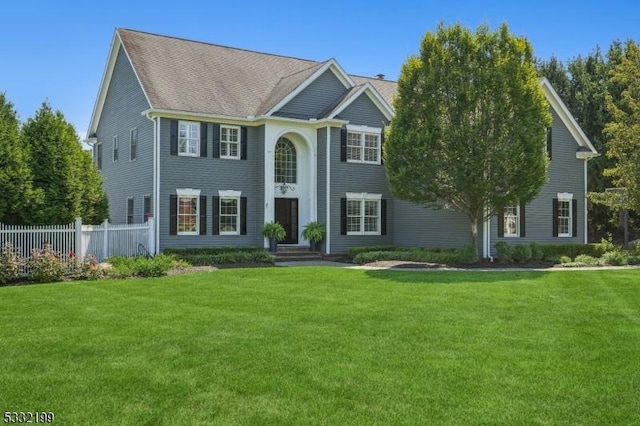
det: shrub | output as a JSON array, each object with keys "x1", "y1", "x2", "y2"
[
  {"x1": 559, "y1": 255, "x2": 572, "y2": 265},
  {"x1": 600, "y1": 251, "x2": 629, "y2": 266},
  {"x1": 69, "y1": 255, "x2": 105, "y2": 280},
  {"x1": 511, "y1": 244, "x2": 532, "y2": 263},
  {"x1": 352, "y1": 247, "x2": 474, "y2": 265},
  {"x1": 107, "y1": 254, "x2": 179, "y2": 278},
  {"x1": 494, "y1": 241, "x2": 513, "y2": 263},
  {"x1": 539, "y1": 244, "x2": 604, "y2": 261},
  {"x1": 529, "y1": 242, "x2": 545, "y2": 261},
  {"x1": 1, "y1": 242, "x2": 21, "y2": 284},
  {"x1": 347, "y1": 246, "x2": 401, "y2": 259},
  {"x1": 28, "y1": 244, "x2": 66, "y2": 283},
  {"x1": 573, "y1": 254, "x2": 599, "y2": 266},
  {"x1": 164, "y1": 247, "x2": 273, "y2": 266}
]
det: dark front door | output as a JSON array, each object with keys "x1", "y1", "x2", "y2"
[{"x1": 275, "y1": 198, "x2": 298, "y2": 244}]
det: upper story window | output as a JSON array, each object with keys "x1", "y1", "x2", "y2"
[
  {"x1": 112, "y1": 135, "x2": 119, "y2": 162},
  {"x1": 346, "y1": 125, "x2": 381, "y2": 164},
  {"x1": 130, "y1": 128, "x2": 138, "y2": 161},
  {"x1": 95, "y1": 142, "x2": 102, "y2": 170},
  {"x1": 178, "y1": 120, "x2": 200, "y2": 156},
  {"x1": 504, "y1": 205, "x2": 520, "y2": 237},
  {"x1": 275, "y1": 137, "x2": 297, "y2": 183},
  {"x1": 221, "y1": 125, "x2": 240, "y2": 159}
]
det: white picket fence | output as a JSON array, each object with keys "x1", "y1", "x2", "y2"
[{"x1": 0, "y1": 218, "x2": 155, "y2": 263}]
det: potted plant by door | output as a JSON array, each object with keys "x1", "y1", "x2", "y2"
[
  {"x1": 301, "y1": 221, "x2": 325, "y2": 252},
  {"x1": 262, "y1": 221, "x2": 286, "y2": 253}
]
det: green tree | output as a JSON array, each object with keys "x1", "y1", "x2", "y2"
[
  {"x1": 21, "y1": 102, "x2": 108, "y2": 224},
  {"x1": 0, "y1": 93, "x2": 40, "y2": 224},
  {"x1": 386, "y1": 23, "x2": 551, "y2": 257},
  {"x1": 603, "y1": 40, "x2": 640, "y2": 212}
]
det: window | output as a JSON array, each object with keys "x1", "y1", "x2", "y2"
[
  {"x1": 178, "y1": 121, "x2": 199, "y2": 156},
  {"x1": 274, "y1": 137, "x2": 297, "y2": 183},
  {"x1": 346, "y1": 193, "x2": 381, "y2": 235},
  {"x1": 126, "y1": 197, "x2": 134, "y2": 224},
  {"x1": 176, "y1": 189, "x2": 201, "y2": 235},
  {"x1": 113, "y1": 136, "x2": 119, "y2": 162},
  {"x1": 218, "y1": 192, "x2": 240, "y2": 235},
  {"x1": 143, "y1": 195, "x2": 151, "y2": 222},
  {"x1": 546, "y1": 127, "x2": 552, "y2": 160},
  {"x1": 346, "y1": 125, "x2": 381, "y2": 164},
  {"x1": 220, "y1": 125, "x2": 240, "y2": 159},
  {"x1": 557, "y1": 201, "x2": 571, "y2": 237},
  {"x1": 96, "y1": 142, "x2": 102, "y2": 170},
  {"x1": 554, "y1": 193, "x2": 574, "y2": 238},
  {"x1": 130, "y1": 128, "x2": 138, "y2": 161},
  {"x1": 504, "y1": 206, "x2": 519, "y2": 237}
]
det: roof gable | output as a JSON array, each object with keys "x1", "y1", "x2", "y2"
[{"x1": 327, "y1": 82, "x2": 393, "y2": 121}]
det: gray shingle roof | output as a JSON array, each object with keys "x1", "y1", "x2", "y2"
[{"x1": 118, "y1": 29, "x2": 396, "y2": 118}]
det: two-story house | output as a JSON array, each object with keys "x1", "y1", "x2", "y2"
[{"x1": 87, "y1": 28, "x2": 598, "y2": 257}]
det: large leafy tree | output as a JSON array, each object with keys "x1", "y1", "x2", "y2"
[
  {"x1": 386, "y1": 23, "x2": 551, "y2": 256},
  {"x1": 603, "y1": 40, "x2": 640, "y2": 212},
  {"x1": 0, "y1": 93, "x2": 40, "y2": 224},
  {"x1": 21, "y1": 102, "x2": 108, "y2": 224}
]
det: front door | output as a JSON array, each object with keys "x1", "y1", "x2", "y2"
[{"x1": 275, "y1": 198, "x2": 298, "y2": 244}]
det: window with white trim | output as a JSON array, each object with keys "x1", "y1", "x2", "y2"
[
  {"x1": 218, "y1": 191, "x2": 241, "y2": 235},
  {"x1": 274, "y1": 137, "x2": 297, "y2": 183},
  {"x1": 220, "y1": 125, "x2": 240, "y2": 159},
  {"x1": 557, "y1": 193, "x2": 573, "y2": 237},
  {"x1": 347, "y1": 125, "x2": 381, "y2": 164},
  {"x1": 178, "y1": 120, "x2": 200, "y2": 156},
  {"x1": 113, "y1": 135, "x2": 119, "y2": 162},
  {"x1": 346, "y1": 193, "x2": 381, "y2": 235},
  {"x1": 176, "y1": 189, "x2": 200, "y2": 235},
  {"x1": 130, "y1": 128, "x2": 138, "y2": 161},
  {"x1": 504, "y1": 206, "x2": 519, "y2": 237}
]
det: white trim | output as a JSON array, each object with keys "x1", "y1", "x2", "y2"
[
  {"x1": 329, "y1": 83, "x2": 394, "y2": 121},
  {"x1": 556, "y1": 196, "x2": 573, "y2": 238},
  {"x1": 218, "y1": 190, "x2": 242, "y2": 197},
  {"x1": 220, "y1": 124, "x2": 241, "y2": 159},
  {"x1": 503, "y1": 205, "x2": 520, "y2": 238},
  {"x1": 176, "y1": 189, "x2": 201, "y2": 236},
  {"x1": 346, "y1": 192, "x2": 382, "y2": 200},
  {"x1": 345, "y1": 193, "x2": 382, "y2": 236},
  {"x1": 557, "y1": 192, "x2": 573, "y2": 201},
  {"x1": 345, "y1": 125, "x2": 382, "y2": 165},
  {"x1": 176, "y1": 188, "x2": 201, "y2": 197},
  {"x1": 177, "y1": 120, "x2": 200, "y2": 157},
  {"x1": 326, "y1": 126, "x2": 331, "y2": 254},
  {"x1": 540, "y1": 77, "x2": 597, "y2": 154},
  {"x1": 265, "y1": 59, "x2": 355, "y2": 116}
]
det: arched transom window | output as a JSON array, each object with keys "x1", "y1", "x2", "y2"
[{"x1": 274, "y1": 137, "x2": 297, "y2": 183}]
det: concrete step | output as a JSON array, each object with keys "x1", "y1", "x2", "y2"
[{"x1": 273, "y1": 248, "x2": 323, "y2": 262}]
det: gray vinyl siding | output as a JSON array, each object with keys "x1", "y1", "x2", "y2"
[
  {"x1": 159, "y1": 119, "x2": 264, "y2": 249},
  {"x1": 95, "y1": 45, "x2": 153, "y2": 225},
  {"x1": 393, "y1": 201, "x2": 478, "y2": 250},
  {"x1": 490, "y1": 109, "x2": 586, "y2": 254},
  {"x1": 274, "y1": 70, "x2": 347, "y2": 119},
  {"x1": 328, "y1": 127, "x2": 393, "y2": 253},
  {"x1": 336, "y1": 94, "x2": 388, "y2": 128}
]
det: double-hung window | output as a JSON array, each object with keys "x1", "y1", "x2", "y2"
[
  {"x1": 176, "y1": 189, "x2": 200, "y2": 235},
  {"x1": 130, "y1": 128, "x2": 138, "y2": 161},
  {"x1": 113, "y1": 135, "x2": 119, "y2": 162},
  {"x1": 220, "y1": 125, "x2": 240, "y2": 159},
  {"x1": 556, "y1": 193, "x2": 573, "y2": 237},
  {"x1": 346, "y1": 125, "x2": 381, "y2": 164},
  {"x1": 218, "y1": 191, "x2": 241, "y2": 235},
  {"x1": 126, "y1": 197, "x2": 134, "y2": 224},
  {"x1": 504, "y1": 206, "x2": 519, "y2": 237},
  {"x1": 178, "y1": 121, "x2": 200, "y2": 156},
  {"x1": 95, "y1": 142, "x2": 102, "y2": 170},
  {"x1": 346, "y1": 193, "x2": 381, "y2": 235}
]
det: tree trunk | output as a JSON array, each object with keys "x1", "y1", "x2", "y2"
[{"x1": 470, "y1": 216, "x2": 480, "y2": 261}]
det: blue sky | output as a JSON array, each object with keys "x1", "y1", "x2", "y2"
[{"x1": 1, "y1": 0, "x2": 638, "y2": 140}]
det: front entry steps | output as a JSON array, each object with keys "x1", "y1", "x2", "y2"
[{"x1": 274, "y1": 246, "x2": 323, "y2": 262}]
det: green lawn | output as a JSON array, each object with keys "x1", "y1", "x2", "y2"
[{"x1": 1, "y1": 267, "x2": 639, "y2": 425}]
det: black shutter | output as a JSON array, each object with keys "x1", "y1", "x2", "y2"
[
  {"x1": 546, "y1": 127, "x2": 552, "y2": 160},
  {"x1": 552, "y1": 198, "x2": 559, "y2": 237},
  {"x1": 241, "y1": 127, "x2": 248, "y2": 160},
  {"x1": 381, "y1": 199, "x2": 387, "y2": 235},
  {"x1": 170, "y1": 119, "x2": 178, "y2": 156},
  {"x1": 212, "y1": 196, "x2": 220, "y2": 235},
  {"x1": 212, "y1": 124, "x2": 220, "y2": 158},
  {"x1": 340, "y1": 127, "x2": 347, "y2": 162},
  {"x1": 200, "y1": 123, "x2": 208, "y2": 157},
  {"x1": 199, "y1": 195, "x2": 207, "y2": 235},
  {"x1": 380, "y1": 129, "x2": 385, "y2": 166},
  {"x1": 572, "y1": 199, "x2": 578, "y2": 238},
  {"x1": 240, "y1": 197, "x2": 247, "y2": 235},
  {"x1": 340, "y1": 198, "x2": 347, "y2": 235},
  {"x1": 169, "y1": 194, "x2": 177, "y2": 235},
  {"x1": 497, "y1": 207, "x2": 505, "y2": 238},
  {"x1": 520, "y1": 203, "x2": 526, "y2": 238}
]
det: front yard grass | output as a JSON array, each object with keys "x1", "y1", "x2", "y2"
[{"x1": 1, "y1": 267, "x2": 639, "y2": 424}]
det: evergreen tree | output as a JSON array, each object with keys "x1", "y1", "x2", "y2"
[
  {"x1": 0, "y1": 93, "x2": 40, "y2": 224},
  {"x1": 21, "y1": 102, "x2": 108, "y2": 224},
  {"x1": 386, "y1": 23, "x2": 551, "y2": 257}
]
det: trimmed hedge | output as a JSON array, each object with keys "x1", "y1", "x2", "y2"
[
  {"x1": 347, "y1": 246, "x2": 402, "y2": 259},
  {"x1": 163, "y1": 247, "x2": 273, "y2": 266},
  {"x1": 352, "y1": 246, "x2": 477, "y2": 265}
]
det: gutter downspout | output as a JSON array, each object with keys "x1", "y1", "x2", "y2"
[
  {"x1": 145, "y1": 112, "x2": 160, "y2": 254},
  {"x1": 326, "y1": 126, "x2": 331, "y2": 254},
  {"x1": 584, "y1": 158, "x2": 590, "y2": 244}
]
